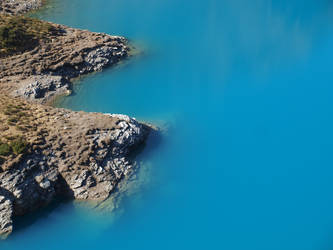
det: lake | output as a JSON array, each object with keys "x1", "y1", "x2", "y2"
[{"x1": 2, "y1": 0, "x2": 333, "y2": 249}]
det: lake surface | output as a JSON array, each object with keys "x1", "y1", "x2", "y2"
[{"x1": 2, "y1": 0, "x2": 333, "y2": 249}]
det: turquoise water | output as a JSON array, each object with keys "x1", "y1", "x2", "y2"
[{"x1": 3, "y1": 0, "x2": 333, "y2": 249}]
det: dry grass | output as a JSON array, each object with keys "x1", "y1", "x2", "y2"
[
  {"x1": 0, "y1": 14, "x2": 61, "y2": 57},
  {"x1": 0, "y1": 95, "x2": 36, "y2": 166}
]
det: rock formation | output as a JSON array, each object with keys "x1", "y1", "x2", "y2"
[
  {"x1": 0, "y1": 1, "x2": 155, "y2": 237},
  {"x1": 0, "y1": 95, "x2": 153, "y2": 237},
  {"x1": 0, "y1": 0, "x2": 42, "y2": 15},
  {"x1": 0, "y1": 15, "x2": 130, "y2": 104}
]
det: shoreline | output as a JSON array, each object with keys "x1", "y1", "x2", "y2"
[
  {"x1": 0, "y1": 17, "x2": 131, "y2": 105},
  {"x1": 0, "y1": 0, "x2": 156, "y2": 238},
  {"x1": 47, "y1": 44, "x2": 141, "y2": 108}
]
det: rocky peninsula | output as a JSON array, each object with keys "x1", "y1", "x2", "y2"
[
  {"x1": 0, "y1": 1, "x2": 154, "y2": 237},
  {"x1": 0, "y1": 14, "x2": 130, "y2": 104}
]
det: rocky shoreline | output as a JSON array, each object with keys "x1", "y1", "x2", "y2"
[
  {"x1": 0, "y1": 20, "x2": 130, "y2": 104},
  {"x1": 0, "y1": 1, "x2": 155, "y2": 237}
]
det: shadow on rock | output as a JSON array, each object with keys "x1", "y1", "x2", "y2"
[{"x1": 9, "y1": 174, "x2": 74, "y2": 237}]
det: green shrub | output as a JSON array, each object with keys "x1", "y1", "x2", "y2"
[
  {"x1": 0, "y1": 142, "x2": 11, "y2": 156},
  {"x1": 9, "y1": 138, "x2": 28, "y2": 155}
]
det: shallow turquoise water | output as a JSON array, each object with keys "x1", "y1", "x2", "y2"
[{"x1": 3, "y1": 0, "x2": 333, "y2": 249}]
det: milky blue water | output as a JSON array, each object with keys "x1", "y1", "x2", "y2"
[{"x1": 2, "y1": 0, "x2": 333, "y2": 249}]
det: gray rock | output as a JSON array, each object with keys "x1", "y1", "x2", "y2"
[
  {"x1": 84, "y1": 41, "x2": 128, "y2": 72},
  {"x1": 0, "y1": 0, "x2": 43, "y2": 15},
  {"x1": 0, "y1": 195, "x2": 13, "y2": 238},
  {"x1": 0, "y1": 113, "x2": 153, "y2": 236},
  {"x1": 12, "y1": 75, "x2": 70, "y2": 103}
]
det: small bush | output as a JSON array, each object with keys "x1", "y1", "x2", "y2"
[
  {"x1": 0, "y1": 142, "x2": 11, "y2": 156},
  {"x1": 9, "y1": 138, "x2": 28, "y2": 155}
]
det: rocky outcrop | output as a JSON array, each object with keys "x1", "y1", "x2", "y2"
[
  {"x1": 12, "y1": 75, "x2": 70, "y2": 102},
  {"x1": 0, "y1": 0, "x2": 43, "y2": 15},
  {"x1": 0, "y1": 23, "x2": 148, "y2": 234},
  {"x1": 0, "y1": 96, "x2": 153, "y2": 236},
  {"x1": 0, "y1": 194, "x2": 13, "y2": 238},
  {"x1": 0, "y1": 0, "x2": 154, "y2": 238},
  {"x1": 0, "y1": 22, "x2": 130, "y2": 104}
]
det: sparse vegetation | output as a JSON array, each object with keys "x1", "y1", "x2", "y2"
[
  {"x1": 3, "y1": 103, "x2": 30, "y2": 127},
  {"x1": 0, "y1": 142, "x2": 11, "y2": 156},
  {"x1": 0, "y1": 137, "x2": 28, "y2": 156},
  {"x1": 9, "y1": 137, "x2": 28, "y2": 155},
  {"x1": 0, "y1": 97, "x2": 33, "y2": 163},
  {"x1": 0, "y1": 14, "x2": 60, "y2": 57}
]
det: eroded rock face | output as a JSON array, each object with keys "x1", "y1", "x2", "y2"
[
  {"x1": 0, "y1": 105, "x2": 152, "y2": 236},
  {"x1": 12, "y1": 75, "x2": 70, "y2": 101},
  {"x1": 0, "y1": 195, "x2": 13, "y2": 238},
  {"x1": 60, "y1": 114, "x2": 148, "y2": 201}
]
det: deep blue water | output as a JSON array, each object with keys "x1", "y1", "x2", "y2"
[{"x1": 2, "y1": 0, "x2": 333, "y2": 249}]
